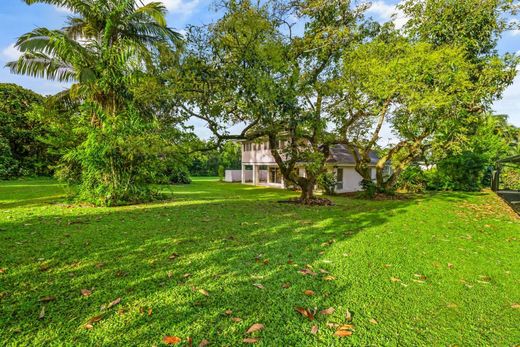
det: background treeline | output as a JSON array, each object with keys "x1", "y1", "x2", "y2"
[{"x1": 1, "y1": 0, "x2": 519, "y2": 205}]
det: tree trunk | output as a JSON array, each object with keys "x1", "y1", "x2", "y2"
[{"x1": 299, "y1": 180, "x2": 315, "y2": 203}]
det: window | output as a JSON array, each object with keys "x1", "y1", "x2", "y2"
[
  {"x1": 264, "y1": 142, "x2": 269, "y2": 150},
  {"x1": 336, "y1": 168, "x2": 343, "y2": 190}
]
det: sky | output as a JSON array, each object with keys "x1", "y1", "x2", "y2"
[{"x1": 1, "y1": 0, "x2": 519, "y2": 141}]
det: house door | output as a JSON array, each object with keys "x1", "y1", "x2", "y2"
[{"x1": 336, "y1": 168, "x2": 344, "y2": 191}]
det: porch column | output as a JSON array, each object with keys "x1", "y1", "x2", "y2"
[
  {"x1": 252, "y1": 164, "x2": 257, "y2": 185},
  {"x1": 266, "y1": 166, "x2": 270, "y2": 184},
  {"x1": 241, "y1": 164, "x2": 245, "y2": 184}
]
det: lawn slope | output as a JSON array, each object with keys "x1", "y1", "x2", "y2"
[{"x1": 0, "y1": 178, "x2": 519, "y2": 346}]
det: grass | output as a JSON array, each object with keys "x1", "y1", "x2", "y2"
[{"x1": 0, "y1": 177, "x2": 519, "y2": 346}]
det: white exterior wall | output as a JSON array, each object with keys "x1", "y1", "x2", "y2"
[
  {"x1": 224, "y1": 170, "x2": 242, "y2": 182},
  {"x1": 242, "y1": 142, "x2": 277, "y2": 164}
]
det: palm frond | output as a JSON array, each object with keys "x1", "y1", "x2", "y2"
[{"x1": 6, "y1": 52, "x2": 76, "y2": 82}]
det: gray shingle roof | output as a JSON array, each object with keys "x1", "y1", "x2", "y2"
[{"x1": 327, "y1": 144, "x2": 379, "y2": 165}]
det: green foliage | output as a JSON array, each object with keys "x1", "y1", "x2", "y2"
[
  {"x1": 7, "y1": 0, "x2": 182, "y2": 205},
  {"x1": 501, "y1": 167, "x2": 520, "y2": 190},
  {"x1": 188, "y1": 142, "x2": 241, "y2": 177},
  {"x1": 0, "y1": 83, "x2": 51, "y2": 179},
  {"x1": 162, "y1": 164, "x2": 192, "y2": 185},
  {"x1": 317, "y1": 172, "x2": 337, "y2": 196},
  {"x1": 397, "y1": 165, "x2": 427, "y2": 193}
]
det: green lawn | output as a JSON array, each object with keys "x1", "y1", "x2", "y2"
[{"x1": 1, "y1": 178, "x2": 519, "y2": 346}]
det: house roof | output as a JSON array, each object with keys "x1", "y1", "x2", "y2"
[{"x1": 327, "y1": 144, "x2": 379, "y2": 165}]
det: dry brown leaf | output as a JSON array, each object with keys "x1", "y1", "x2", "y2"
[
  {"x1": 242, "y1": 338, "x2": 258, "y2": 344},
  {"x1": 369, "y1": 318, "x2": 378, "y2": 325},
  {"x1": 246, "y1": 323, "x2": 264, "y2": 334},
  {"x1": 183, "y1": 273, "x2": 191, "y2": 278},
  {"x1": 319, "y1": 269, "x2": 330, "y2": 274},
  {"x1": 448, "y1": 263, "x2": 454, "y2": 269},
  {"x1": 323, "y1": 275, "x2": 336, "y2": 281},
  {"x1": 39, "y1": 306, "x2": 45, "y2": 319},
  {"x1": 338, "y1": 324, "x2": 354, "y2": 330},
  {"x1": 198, "y1": 289, "x2": 209, "y2": 296},
  {"x1": 282, "y1": 283, "x2": 291, "y2": 289},
  {"x1": 107, "y1": 297, "x2": 121, "y2": 309},
  {"x1": 253, "y1": 283, "x2": 264, "y2": 289},
  {"x1": 511, "y1": 303, "x2": 520, "y2": 309},
  {"x1": 390, "y1": 277, "x2": 401, "y2": 282},
  {"x1": 231, "y1": 317, "x2": 242, "y2": 322},
  {"x1": 299, "y1": 269, "x2": 317, "y2": 276},
  {"x1": 168, "y1": 253, "x2": 180, "y2": 260},
  {"x1": 310, "y1": 325, "x2": 318, "y2": 335},
  {"x1": 263, "y1": 259, "x2": 269, "y2": 265},
  {"x1": 148, "y1": 308, "x2": 153, "y2": 316},
  {"x1": 225, "y1": 309, "x2": 233, "y2": 315},
  {"x1": 84, "y1": 323, "x2": 94, "y2": 330},
  {"x1": 414, "y1": 274, "x2": 427, "y2": 280},
  {"x1": 295, "y1": 307, "x2": 315, "y2": 320},
  {"x1": 335, "y1": 330, "x2": 353, "y2": 337},
  {"x1": 304, "y1": 290, "x2": 315, "y2": 296},
  {"x1": 199, "y1": 339, "x2": 209, "y2": 347},
  {"x1": 81, "y1": 289, "x2": 92, "y2": 297},
  {"x1": 0, "y1": 268, "x2": 5, "y2": 274},
  {"x1": 167, "y1": 271, "x2": 173, "y2": 278},
  {"x1": 162, "y1": 336, "x2": 182, "y2": 344},
  {"x1": 287, "y1": 260, "x2": 294, "y2": 265},
  {"x1": 187, "y1": 337, "x2": 193, "y2": 347},
  {"x1": 345, "y1": 309, "x2": 352, "y2": 322},
  {"x1": 326, "y1": 323, "x2": 339, "y2": 329},
  {"x1": 87, "y1": 315, "x2": 104, "y2": 324},
  {"x1": 320, "y1": 307, "x2": 335, "y2": 315},
  {"x1": 39, "y1": 296, "x2": 56, "y2": 303}
]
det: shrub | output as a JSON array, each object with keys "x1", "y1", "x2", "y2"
[
  {"x1": 397, "y1": 165, "x2": 427, "y2": 193},
  {"x1": 318, "y1": 172, "x2": 337, "y2": 195},
  {"x1": 360, "y1": 178, "x2": 377, "y2": 198}
]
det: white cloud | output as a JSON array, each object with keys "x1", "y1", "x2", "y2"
[
  {"x1": 142, "y1": 0, "x2": 200, "y2": 15},
  {"x1": 366, "y1": 1, "x2": 408, "y2": 30},
  {"x1": 1, "y1": 44, "x2": 21, "y2": 61}
]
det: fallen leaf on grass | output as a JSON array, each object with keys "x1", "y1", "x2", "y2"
[
  {"x1": 39, "y1": 306, "x2": 45, "y2": 319},
  {"x1": 335, "y1": 330, "x2": 353, "y2": 337},
  {"x1": 253, "y1": 283, "x2": 264, "y2": 289},
  {"x1": 319, "y1": 269, "x2": 330, "y2": 274},
  {"x1": 225, "y1": 309, "x2": 233, "y2": 315},
  {"x1": 345, "y1": 309, "x2": 352, "y2": 321},
  {"x1": 148, "y1": 308, "x2": 153, "y2": 316},
  {"x1": 282, "y1": 283, "x2": 291, "y2": 289},
  {"x1": 107, "y1": 297, "x2": 121, "y2": 308},
  {"x1": 246, "y1": 323, "x2": 264, "y2": 334},
  {"x1": 304, "y1": 290, "x2": 315, "y2": 296},
  {"x1": 414, "y1": 274, "x2": 427, "y2": 280},
  {"x1": 295, "y1": 307, "x2": 315, "y2": 320},
  {"x1": 87, "y1": 315, "x2": 104, "y2": 324},
  {"x1": 39, "y1": 296, "x2": 56, "y2": 303},
  {"x1": 448, "y1": 263, "x2": 454, "y2": 269},
  {"x1": 299, "y1": 269, "x2": 317, "y2": 276},
  {"x1": 0, "y1": 268, "x2": 5, "y2": 274},
  {"x1": 323, "y1": 276, "x2": 336, "y2": 281},
  {"x1": 167, "y1": 271, "x2": 173, "y2": 278},
  {"x1": 320, "y1": 307, "x2": 335, "y2": 315},
  {"x1": 511, "y1": 303, "x2": 520, "y2": 309},
  {"x1": 199, "y1": 339, "x2": 209, "y2": 347},
  {"x1": 231, "y1": 317, "x2": 242, "y2": 322},
  {"x1": 198, "y1": 289, "x2": 209, "y2": 296},
  {"x1": 310, "y1": 325, "x2": 318, "y2": 335},
  {"x1": 183, "y1": 273, "x2": 191, "y2": 278},
  {"x1": 187, "y1": 337, "x2": 193, "y2": 347},
  {"x1": 243, "y1": 338, "x2": 258, "y2": 344},
  {"x1": 84, "y1": 323, "x2": 94, "y2": 330},
  {"x1": 81, "y1": 289, "x2": 92, "y2": 297},
  {"x1": 326, "y1": 323, "x2": 340, "y2": 329},
  {"x1": 390, "y1": 277, "x2": 401, "y2": 282},
  {"x1": 369, "y1": 318, "x2": 378, "y2": 324},
  {"x1": 163, "y1": 336, "x2": 182, "y2": 344},
  {"x1": 168, "y1": 253, "x2": 180, "y2": 260}
]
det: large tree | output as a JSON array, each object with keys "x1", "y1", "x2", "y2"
[
  {"x1": 7, "y1": 0, "x2": 182, "y2": 205},
  {"x1": 177, "y1": 0, "x2": 371, "y2": 203}
]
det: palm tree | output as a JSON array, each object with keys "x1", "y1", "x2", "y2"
[
  {"x1": 6, "y1": 0, "x2": 182, "y2": 205},
  {"x1": 7, "y1": 0, "x2": 181, "y2": 119}
]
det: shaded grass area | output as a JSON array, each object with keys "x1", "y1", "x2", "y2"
[{"x1": 0, "y1": 178, "x2": 519, "y2": 346}]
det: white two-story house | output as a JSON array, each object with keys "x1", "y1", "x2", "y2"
[{"x1": 225, "y1": 140, "x2": 380, "y2": 193}]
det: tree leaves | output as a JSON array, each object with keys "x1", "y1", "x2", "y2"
[
  {"x1": 162, "y1": 336, "x2": 182, "y2": 344},
  {"x1": 295, "y1": 307, "x2": 315, "y2": 320},
  {"x1": 319, "y1": 307, "x2": 335, "y2": 315},
  {"x1": 107, "y1": 297, "x2": 121, "y2": 309},
  {"x1": 246, "y1": 323, "x2": 264, "y2": 334}
]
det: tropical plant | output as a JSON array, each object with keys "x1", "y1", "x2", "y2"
[
  {"x1": 6, "y1": 0, "x2": 181, "y2": 205},
  {"x1": 0, "y1": 83, "x2": 50, "y2": 179}
]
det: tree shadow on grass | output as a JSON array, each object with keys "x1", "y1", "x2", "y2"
[{"x1": 0, "y1": 183, "x2": 417, "y2": 345}]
